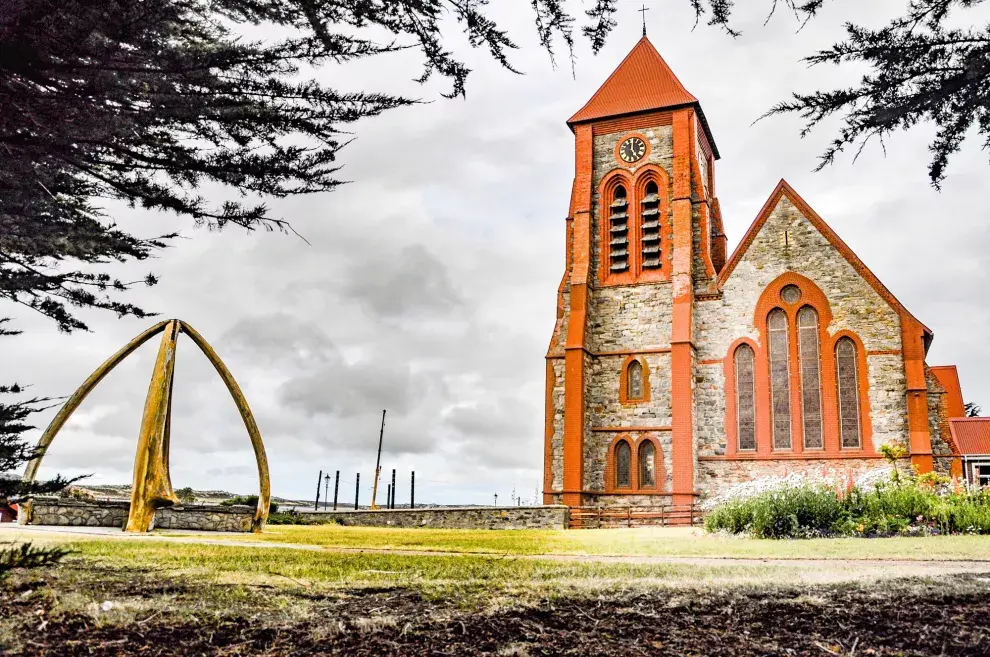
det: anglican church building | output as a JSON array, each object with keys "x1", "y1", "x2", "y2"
[{"x1": 542, "y1": 37, "x2": 973, "y2": 509}]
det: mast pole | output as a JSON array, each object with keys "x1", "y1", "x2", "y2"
[{"x1": 370, "y1": 409, "x2": 386, "y2": 509}]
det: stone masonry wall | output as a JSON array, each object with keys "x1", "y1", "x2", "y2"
[
  {"x1": 699, "y1": 459, "x2": 896, "y2": 499},
  {"x1": 295, "y1": 506, "x2": 569, "y2": 530},
  {"x1": 25, "y1": 497, "x2": 254, "y2": 532},
  {"x1": 27, "y1": 498, "x2": 129, "y2": 528},
  {"x1": 694, "y1": 194, "x2": 909, "y2": 462}
]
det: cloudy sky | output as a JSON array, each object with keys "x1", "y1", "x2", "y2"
[{"x1": 6, "y1": 1, "x2": 990, "y2": 506}]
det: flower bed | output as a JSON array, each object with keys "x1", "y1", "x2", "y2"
[{"x1": 704, "y1": 468, "x2": 990, "y2": 539}]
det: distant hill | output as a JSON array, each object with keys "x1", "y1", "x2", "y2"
[{"x1": 70, "y1": 485, "x2": 309, "y2": 506}]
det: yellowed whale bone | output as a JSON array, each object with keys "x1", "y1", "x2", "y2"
[{"x1": 21, "y1": 320, "x2": 270, "y2": 533}]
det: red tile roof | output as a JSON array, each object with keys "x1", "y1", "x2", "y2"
[
  {"x1": 949, "y1": 418, "x2": 990, "y2": 455},
  {"x1": 568, "y1": 37, "x2": 719, "y2": 157},
  {"x1": 931, "y1": 365, "x2": 966, "y2": 418}
]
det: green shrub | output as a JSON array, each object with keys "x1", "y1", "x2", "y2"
[
  {"x1": 705, "y1": 484, "x2": 846, "y2": 538},
  {"x1": 221, "y1": 495, "x2": 278, "y2": 515},
  {"x1": 705, "y1": 476, "x2": 990, "y2": 539},
  {"x1": 266, "y1": 509, "x2": 342, "y2": 526}
]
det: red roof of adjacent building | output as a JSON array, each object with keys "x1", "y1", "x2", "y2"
[
  {"x1": 931, "y1": 365, "x2": 966, "y2": 418},
  {"x1": 949, "y1": 418, "x2": 990, "y2": 455},
  {"x1": 568, "y1": 36, "x2": 719, "y2": 158}
]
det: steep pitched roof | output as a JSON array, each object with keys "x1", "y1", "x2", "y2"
[
  {"x1": 949, "y1": 418, "x2": 990, "y2": 455},
  {"x1": 931, "y1": 366, "x2": 966, "y2": 418},
  {"x1": 717, "y1": 180, "x2": 931, "y2": 337},
  {"x1": 567, "y1": 37, "x2": 719, "y2": 158}
]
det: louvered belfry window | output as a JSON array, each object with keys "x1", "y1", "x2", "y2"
[
  {"x1": 835, "y1": 337, "x2": 862, "y2": 448},
  {"x1": 797, "y1": 307, "x2": 824, "y2": 449},
  {"x1": 734, "y1": 344, "x2": 757, "y2": 451},
  {"x1": 608, "y1": 186, "x2": 629, "y2": 273},
  {"x1": 615, "y1": 440, "x2": 632, "y2": 488},
  {"x1": 768, "y1": 309, "x2": 792, "y2": 450},
  {"x1": 640, "y1": 181, "x2": 661, "y2": 270},
  {"x1": 638, "y1": 441, "x2": 656, "y2": 488}
]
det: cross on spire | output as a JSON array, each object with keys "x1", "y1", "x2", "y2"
[{"x1": 639, "y1": 4, "x2": 650, "y2": 37}]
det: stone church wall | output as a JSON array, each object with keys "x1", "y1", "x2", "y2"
[{"x1": 694, "y1": 195, "x2": 909, "y2": 459}]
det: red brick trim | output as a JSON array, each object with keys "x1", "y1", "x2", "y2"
[
  {"x1": 598, "y1": 169, "x2": 636, "y2": 287},
  {"x1": 829, "y1": 330, "x2": 875, "y2": 453},
  {"x1": 717, "y1": 180, "x2": 931, "y2": 337},
  {"x1": 632, "y1": 164, "x2": 671, "y2": 283},
  {"x1": 603, "y1": 433, "x2": 666, "y2": 493},
  {"x1": 636, "y1": 434, "x2": 666, "y2": 492},
  {"x1": 561, "y1": 123, "x2": 594, "y2": 507},
  {"x1": 588, "y1": 110, "x2": 673, "y2": 137},
  {"x1": 619, "y1": 355, "x2": 651, "y2": 405},
  {"x1": 902, "y1": 312, "x2": 934, "y2": 472},
  {"x1": 722, "y1": 337, "x2": 765, "y2": 458},
  {"x1": 720, "y1": 273, "x2": 876, "y2": 460},
  {"x1": 867, "y1": 349, "x2": 902, "y2": 356}
]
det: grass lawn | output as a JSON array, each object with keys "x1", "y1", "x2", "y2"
[
  {"x1": 2, "y1": 528, "x2": 990, "y2": 654},
  {"x1": 175, "y1": 524, "x2": 990, "y2": 560}
]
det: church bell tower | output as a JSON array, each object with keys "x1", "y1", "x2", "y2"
[{"x1": 544, "y1": 36, "x2": 725, "y2": 510}]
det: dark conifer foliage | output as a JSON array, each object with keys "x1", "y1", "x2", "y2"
[{"x1": 767, "y1": 0, "x2": 990, "y2": 187}]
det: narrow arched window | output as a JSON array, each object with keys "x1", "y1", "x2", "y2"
[
  {"x1": 797, "y1": 307, "x2": 823, "y2": 449},
  {"x1": 641, "y1": 181, "x2": 661, "y2": 270},
  {"x1": 608, "y1": 186, "x2": 629, "y2": 273},
  {"x1": 768, "y1": 308, "x2": 792, "y2": 450},
  {"x1": 627, "y1": 359, "x2": 643, "y2": 400},
  {"x1": 734, "y1": 344, "x2": 756, "y2": 451},
  {"x1": 615, "y1": 440, "x2": 632, "y2": 488},
  {"x1": 836, "y1": 337, "x2": 862, "y2": 448},
  {"x1": 638, "y1": 441, "x2": 656, "y2": 488}
]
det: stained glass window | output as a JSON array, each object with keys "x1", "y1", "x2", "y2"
[
  {"x1": 627, "y1": 359, "x2": 643, "y2": 400},
  {"x1": 638, "y1": 441, "x2": 656, "y2": 488},
  {"x1": 836, "y1": 337, "x2": 862, "y2": 448},
  {"x1": 615, "y1": 441, "x2": 631, "y2": 488},
  {"x1": 734, "y1": 344, "x2": 756, "y2": 450},
  {"x1": 768, "y1": 308, "x2": 792, "y2": 450},
  {"x1": 798, "y1": 307, "x2": 823, "y2": 449}
]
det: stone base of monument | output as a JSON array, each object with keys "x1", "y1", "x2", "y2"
[{"x1": 21, "y1": 496, "x2": 254, "y2": 532}]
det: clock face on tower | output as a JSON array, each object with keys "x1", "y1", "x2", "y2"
[{"x1": 618, "y1": 136, "x2": 647, "y2": 163}]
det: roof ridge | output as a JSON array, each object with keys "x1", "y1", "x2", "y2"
[{"x1": 717, "y1": 179, "x2": 929, "y2": 334}]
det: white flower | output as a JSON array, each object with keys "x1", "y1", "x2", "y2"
[{"x1": 100, "y1": 601, "x2": 113, "y2": 612}]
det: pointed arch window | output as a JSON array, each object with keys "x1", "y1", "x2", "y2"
[
  {"x1": 734, "y1": 344, "x2": 756, "y2": 451},
  {"x1": 627, "y1": 359, "x2": 643, "y2": 400},
  {"x1": 615, "y1": 440, "x2": 632, "y2": 488},
  {"x1": 836, "y1": 337, "x2": 862, "y2": 448},
  {"x1": 638, "y1": 440, "x2": 656, "y2": 488},
  {"x1": 640, "y1": 181, "x2": 661, "y2": 270},
  {"x1": 797, "y1": 307, "x2": 823, "y2": 449},
  {"x1": 608, "y1": 186, "x2": 629, "y2": 273},
  {"x1": 768, "y1": 308, "x2": 792, "y2": 450}
]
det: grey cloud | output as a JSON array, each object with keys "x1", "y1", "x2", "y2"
[
  {"x1": 10, "y1": 1, "x2": 990, "y2": 501},
  {"x1": 341, "y1": 244, "x2": 463, "y2": 319}
]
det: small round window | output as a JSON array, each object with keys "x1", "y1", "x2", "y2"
[{"x1": 780, "y1": 284, "x2": 802, "y2": 304}]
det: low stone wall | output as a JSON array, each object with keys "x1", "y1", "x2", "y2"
[
  {"x1": 22, "y1": 497, "x2": 254, "y2": 532},
  {"x1": 294, "y1": 505, "x2": 569, "y2": 530},
  {"x1": 26, "y1": 497, "x2": 130, "y2": 528}
]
